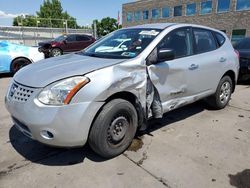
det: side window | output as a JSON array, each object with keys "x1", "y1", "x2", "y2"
[
  {"x1": 66, "y1": 35, "x2": 76, "y2": 42},
  {"x1": 76, "y1": 35, "x2": 91, "y2": 41},
  {"x1": 193, "y1": 29, "x2": 217, "y2": 54},
  {"x1": 158, "y1": 28, "x2": 192, "y2": 58},
  {"x1": 214, "y1": 32, "x2": 226, "y2": 47}
]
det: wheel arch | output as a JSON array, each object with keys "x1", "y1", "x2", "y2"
[
  {"x1": 51, "y1": 47, "x2": 63, "y2": 52},
  {"x1": 10, "y1": 56, "x2": 32, "y2": 72},
  {"x1": 87, "y1": 91, "x2": 146, "y2": 140},
  {"x1": 222, "y1": 70, "x2": 236, "y2": 93}
]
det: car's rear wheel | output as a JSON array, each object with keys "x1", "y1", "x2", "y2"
[
  {"x1": 50, "y1": 48, "x2": 62, "y2": 57},
  {"x1": 207, "y1": 75, "x2": 233, "y2": 109},
  {"x1": 10, "y1": 58, "x2": 31, "y2": 74},
  {"x1": 89, "y1": 99, "x2": 138, "y2": 158}
]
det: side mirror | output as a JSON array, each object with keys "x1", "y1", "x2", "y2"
[
  {"x1": 158, "y1": 48, "x2": 175, "y2": 62},
  {"x1": 63, "y1": 40, "x2": 67, "y2": 44}
]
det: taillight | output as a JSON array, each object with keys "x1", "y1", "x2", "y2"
[{"x1": 234, "y1": 49, "x2": 240, "y2": 60}]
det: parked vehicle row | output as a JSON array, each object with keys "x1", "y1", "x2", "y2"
[
  {"x1": 38, "y1": 34, "x2": 95, "y2": 58},
  {"x1": 5, "y1": 23, "x2": 239, "y2": 158}
]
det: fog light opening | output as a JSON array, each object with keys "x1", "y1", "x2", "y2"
[{"x1": 41, "y1": 130, "x2": 54, "y2": 140}]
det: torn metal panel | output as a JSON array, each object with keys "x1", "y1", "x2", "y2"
[
  {"x1": 145, "y1": 47, "x2": 163, "y2": 119},
  {"x1": 81, "y1": 59, "x2": 148, "y2": 114},
  {"x1": 146, "y1": 77, "x2": 163, "y2": 119}
]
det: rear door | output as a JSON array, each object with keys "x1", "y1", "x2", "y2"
[{"x1": 190, "y1": 28, "x2": 223, "y2": 94}]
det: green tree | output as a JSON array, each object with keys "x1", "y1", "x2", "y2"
[
  {"x1": 13, "y1": 15, "x2": 37, "y2": 27},
  {"x1": 13, "y1": 0, "x2": 78, "y2": 28},
  {"x1": 93, "y1": 17, "x2": 121, "y2": 37}
]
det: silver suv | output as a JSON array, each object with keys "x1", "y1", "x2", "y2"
[{"x1": 5, "y1": 23, "x2": 239, "y2": 158}]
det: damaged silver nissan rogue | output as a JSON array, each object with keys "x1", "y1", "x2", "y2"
[{"x1": 5, "y1": 23, "x2": 239, "y2": 158}]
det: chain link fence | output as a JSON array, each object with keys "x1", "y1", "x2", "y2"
[{"x1": 0, "y1": 18, "x2": 93, "y2": 46}]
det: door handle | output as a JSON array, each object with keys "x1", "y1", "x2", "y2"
[
  {"x1": 220, "y1": 57, "x2": 227, "y2": 62},
  {"x1": 188, "y1": 64, "x2": 199, "y2": 70}
]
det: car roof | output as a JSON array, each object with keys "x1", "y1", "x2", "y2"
[
  {"x1": 67, "y1": 34, "x2": 92, "y2": 37},
  {"x1": 240, "y1": 37, "x2": 250, "y2": 41},
  {"x1": 128, "y1": 23, "x2": 176, "y2": 30},
  {"x1": 126, "y1": 23, "x2": 221, "y2": 33}
]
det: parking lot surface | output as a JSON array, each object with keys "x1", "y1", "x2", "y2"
[{"x1": 0, "y1": 76, "x2": 249, "y2": 188}]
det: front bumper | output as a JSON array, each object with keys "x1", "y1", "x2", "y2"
[
  {"x1": 5, "y1": 81, "x2": 104, "y2": 147},
  {"x1": 38, "y1": 47, "x2": 51, "y2": 57}
]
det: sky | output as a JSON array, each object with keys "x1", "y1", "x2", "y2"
[{"x1": 0, "y1": 0, "x2": 134, "y2": 26}]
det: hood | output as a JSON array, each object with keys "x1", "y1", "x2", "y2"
[
  {"x1": 14, "y1": 53, "x2": 126, "y2": 88},
  {"x1": 237, "y1": 49, "x2": 250, "y2": 59},
  {"x1": 38, "y1": 41, "x2": 53, "y2": 46}
]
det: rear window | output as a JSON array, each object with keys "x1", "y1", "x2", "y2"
[
  {"x1": 193, "y1": 28, "x2": 217, "y2": 54},
  {"x1": 214, "y1": 32, "x2": 226, "y2": 47}
]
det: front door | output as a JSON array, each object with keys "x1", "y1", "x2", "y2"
[
  {"x1": 62, "y1": 35, "x2": 77, "y2": 52},
  {"x1": 147, "y1": 27, "x2": 196, "y2": 112}
]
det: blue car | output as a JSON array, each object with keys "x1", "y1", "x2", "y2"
[{"x1": 0, "y1": 41, "x2": 44, "y2": 74}]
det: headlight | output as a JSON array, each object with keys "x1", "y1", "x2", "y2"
[{"x1": 38, "y1": 76, "x2": 90, "y2": 105}]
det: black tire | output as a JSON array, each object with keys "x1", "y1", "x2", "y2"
[
  {"x1": 10, "y1": 58, "x2": 31, "y2": 74},
  {"x1": 206, "y1": 75, "x2": 233, "y2": 109},
  {"x1": 50, "y1": 48, "x2": 62, "y2": 57},
  {"x1": 89, "y1": 99, "x2": 138, "y2": 158}
]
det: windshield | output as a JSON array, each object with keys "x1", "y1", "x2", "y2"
[
  {"x1": 54, "y1": 35, "x2": 67, "y2": 42},
  {"x1": 82, "y1": 28, "x2": 162, "y2": 59}
]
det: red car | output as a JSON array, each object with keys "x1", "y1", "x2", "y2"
[{"x1": 38, "y1": 34, "x2": 95, "y2": 57}]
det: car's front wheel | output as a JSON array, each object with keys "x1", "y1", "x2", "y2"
[
  {"x1": 50, "y1": 48, "x2": 62, "y2": 57},
  {"x1": 10, "y1": 58, "x2": 31, "y2": 74},
  {"x1": 89, "y1": 99, "x2": 138, "y2": 158},
  {"x1": 207, "y1": 75, "x2": 233, "y2": 109}
]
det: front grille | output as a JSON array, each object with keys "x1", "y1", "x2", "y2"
[{"x1": 9, "y1": 82, "x2": 35, "y2": 102}]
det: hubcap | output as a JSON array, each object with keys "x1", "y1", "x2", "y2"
[
  {"x1": 219, "y1": 81, "x2": 231, "y2": 104},
  {"x1": 14, "y1": 62, "x2": 28, "y2": 73},
  {"x1": 108, "y1": 116, "x2": 129, "y2": 144},
  {"x1": 52, "y1": 49, "x2": 61, "y2": 56}
]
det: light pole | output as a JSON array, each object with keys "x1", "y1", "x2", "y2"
[{"x1": 63, "y1": 20, "x2": 68, "y2": 34}]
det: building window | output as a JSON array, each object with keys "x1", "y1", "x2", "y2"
[
  {"x1": 200, "y1": 1, "x2": 212, "y2": 15},
  {"x1": 134, "y1": 11, "x2": 141, "y2": 21},
  {"x1": 236, "y1": 0, "x2": 250, "y2": 11},
  {"x1": 152, "y1": 9, "x2": 160, "y2": 19},
  {"x1": 186, "y1": 3, "x2": 196, "y2": 16},
  {"x1": 143, "y1": 10, "x2": 149, "y2": 20},
  {"x1": 217, "y1": 0, "x2": 230, "y2": 12},
  {"x1": 174, "y1": 5, "x2": 182, "y2": 16},
  {"x1": 231, "y1": 29, "x2": 246, "y2": 43},
  {"x1": 127, "y1": 12, "x2": 133, "y2": 22},
  {"x1": 162, "y1": 7, "x2": 170, "y2": 18}
]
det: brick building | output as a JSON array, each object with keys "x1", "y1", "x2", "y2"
[{"x1": 122, "y1": 0, "x2": 250, "y2": 42}]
